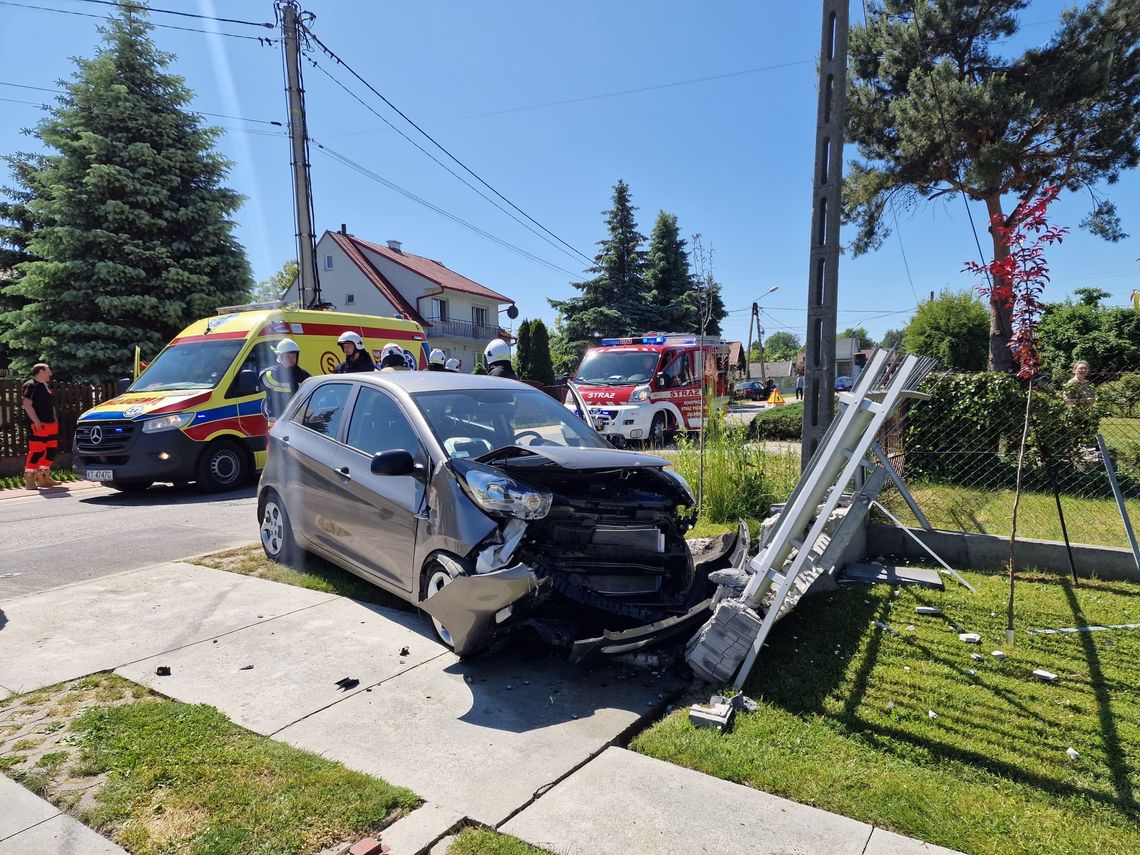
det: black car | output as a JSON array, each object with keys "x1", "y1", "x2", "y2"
[
  {"x1": 733, "y1": 380, "x2": 766, "y2": 401},
  {"x1": 258, "y1": 372, "x2": 715, "y2": 658}
]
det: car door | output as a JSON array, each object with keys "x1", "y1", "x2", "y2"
[
  {"x1": 335, "y1": 386, "x2": 426, "y2": 592},
  {"x1": 283, "y1": 381, "x2": 355, "y2": 555}
]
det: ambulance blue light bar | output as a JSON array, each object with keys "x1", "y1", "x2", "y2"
[{"x1": 600, "y1": 335, "x2": 668, "y2": 346}]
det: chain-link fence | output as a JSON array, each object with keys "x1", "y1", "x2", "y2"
[{"x1": 876, "y1": 369, "x2": 1140, "y2": 549}]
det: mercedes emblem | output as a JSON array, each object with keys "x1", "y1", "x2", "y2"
[{"x1": 89, "y1": 426, "x2": 103, "y2": 445}]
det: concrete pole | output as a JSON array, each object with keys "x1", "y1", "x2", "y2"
[
  {"x1": 282, "y1": 1, "x2": 320, "y2": 307},
  {"x1": 801, "y1": 0, "x2": 849, "y2": 469}
]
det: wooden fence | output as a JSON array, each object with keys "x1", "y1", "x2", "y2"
[{"x1": 0, "y1": 379, "x2": 119, "y2": 475}]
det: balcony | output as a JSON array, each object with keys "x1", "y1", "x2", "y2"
[{"x1": 425, "y1": 316, "x2": 503, "y2": 341}]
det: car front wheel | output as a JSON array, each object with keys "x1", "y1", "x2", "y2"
[
  {"x1": 421, "y1": 560, "x2": 459, "y2": 648},
  {"x1": 260, "y1": 493, "x2": 297, "y2": 564}
]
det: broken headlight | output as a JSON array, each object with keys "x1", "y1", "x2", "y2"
[{"x1": 453, "y1": 460, "x2": 552, "y2": 520}]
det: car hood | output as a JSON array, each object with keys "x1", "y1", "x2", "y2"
[{"x1": 476, "y1": 444, "x2": 669, "y2": 470}]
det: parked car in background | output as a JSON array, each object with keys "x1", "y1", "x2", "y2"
[
  {"x1": 258, "y1": 372, "x2": 715, "y2": 659},
  {"x1": 733, "y1": 379, "x2": 766, "y2": 400},
  {"x1": 835, "y1": 375, "x2": 854, "y2": 391}
]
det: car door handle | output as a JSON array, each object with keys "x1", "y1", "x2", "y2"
[{"x1": 334, "y1": 465, "x2": 351, "y2": 480}]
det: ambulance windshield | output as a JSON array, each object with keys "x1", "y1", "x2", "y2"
[
  {"x1": 130, "y1": 340, "x2": 245, "y2": 391},
  {"x1": 575, "y1": 350, "x2": 660, "y2": 386}
]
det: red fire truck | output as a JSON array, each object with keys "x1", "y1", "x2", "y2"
[{"x1": 568, "y1": 333, "x2": 730, "y2": 444}]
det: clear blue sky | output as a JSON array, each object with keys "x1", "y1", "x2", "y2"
[{"x1": 1, "y1": 0, "x2": 1137, "y2": 349}]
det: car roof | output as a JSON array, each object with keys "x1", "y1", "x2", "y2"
[{"x1": 318, "y1": 371, "x2": 539, "y2": 394}]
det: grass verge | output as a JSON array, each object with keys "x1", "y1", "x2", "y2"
[
  {"x1": 633, "y1": 569, "x2": 1140, "y2": 855},
  {"x1": 0, "y1": 673, "x2": 418, "y2": 855},
  {"x1": 194, "y1": 545, "x2": 410, "y2": 611},
  {"x1": 880, "y1": 482, "x2": 1140, "y2": 548},
  {"x1": 0, "y1": 467, "x2": 82, "y2": 489},
  {"x1": 447, "y1": 828, "x2": 552, "y2": 855}
]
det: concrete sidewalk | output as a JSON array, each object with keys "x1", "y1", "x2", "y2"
[
  {"x1": 0, "y1": 559, "x2": 964, "y2": 855},
  {"x1": 0, "y1": 775, "x2": 126, "y2": 854}
]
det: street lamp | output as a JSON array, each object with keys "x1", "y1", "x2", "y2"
[{"x1": 745, "y1": 285, "x2": 779, "y2": 380}]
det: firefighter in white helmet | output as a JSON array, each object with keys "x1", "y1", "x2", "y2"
[
  {"x1": 445, "y1": 357, "x2": 462, "y2": 372},
  {"x1": 334, "y1": 331, "x2": 376, "y2": 373},
  {"x1": 257, "y1": 338, "x2": 311, "y2": 425},
  {"x1": 427, "y1": 348, "x2": 448, "y2": 372},
  {"x1": 378, "y1": 342, "x2": 410, "y2": 372},
  {"x1": 484, "y1": 338, "x2": 516, "y2": 379}
]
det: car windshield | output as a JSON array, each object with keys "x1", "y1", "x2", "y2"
[
  {"x1": 575, "y1": 350, "x2": 660, "y2": 386},
  {"x1": 130, "y1": 339, "x2": 245, "y2": 392},
  {"x1": 413, "y1": 388, "x2": 609, "y2": 459}
]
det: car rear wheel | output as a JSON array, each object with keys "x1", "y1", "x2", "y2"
[
  {"x1": 196, "y1": 439, "x2": 249, "y2": 492},
  {"x1": 421, "y1": 561, "x2": 458, "y2": 648},
  {"x1": 260, "y1": 492, "x2": 297, "y2": 564}
]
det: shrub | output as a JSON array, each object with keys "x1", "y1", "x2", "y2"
[
  {"x1": 746, "y1": 402, "x2": 804, "y2": 441},
  {"x1": 1098, "y1": 373, "x2": 1140, "y2": 418}
]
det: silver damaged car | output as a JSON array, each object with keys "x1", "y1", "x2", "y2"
[{"x1": 257, "y1": 372, "x2": 716, "y2": 658}]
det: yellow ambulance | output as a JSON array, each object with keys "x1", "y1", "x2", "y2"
[{"x1": 73, "y1": 305, "x2": 428, "y2": 492}]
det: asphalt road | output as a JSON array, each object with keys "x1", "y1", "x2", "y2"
[{"x1": 0, "y1": 483, "x2": 259, "y2": 598}]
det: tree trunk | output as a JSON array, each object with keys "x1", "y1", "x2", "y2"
[{"x1": 985, "y1": 195, "x2": 1014, "y2": 373}]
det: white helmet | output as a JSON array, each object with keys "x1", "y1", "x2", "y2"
[
  {"x1": 274, "y1": 338, "x2": 300, "y2": 355},
  {"x1": 445, "y1": 357, "x2": 461, "y2": 371},
  {"x1": 484, "y1": 338, "x2": 511, "y2": 364},
  {"x1": 380, "y1": 342, "x2": 405, "y2": 363},
  {"x1": 429, "y1": 347, "x2": 446, "y2": 366},
  {"x1": 337, "y1": 331, "x2": 364, "y2": 348}
]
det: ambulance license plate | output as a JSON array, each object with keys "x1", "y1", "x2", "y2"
[{"x1": 85, "y1": 469, "x2": 113, "y2": 482}]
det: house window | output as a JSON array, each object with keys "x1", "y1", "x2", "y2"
[
  {"x1": 472, "y1": 306, "x2": 488, "y2": 329},
  {"x1": 324, "y1": 254, "x2": 334, "y2": 270},
  {"x1": 431, "y1": 297, "x2": 448, "y2": 321},
  {"x1": 345, "y1": 293, "x2": 355, "y2": 305}
]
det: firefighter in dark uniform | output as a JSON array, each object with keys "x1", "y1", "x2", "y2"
[
  {"x1": 257, "y1": 338, "x2": 311, "y2": 426},
  {"x1": 484, "y1": 338, "x2": 517, "y2": 379},
  {"x1": 22, "y1": 363, "x2": 64, "y2": 489},
  {"x1": 427, "y1": 348, "x2": 448, "y2": 372},
  {"x1": 378, "y1": 342, "x2": 411, "y2": 372},
  {"x1": 333, "y1": 331, "x2": 376, "y2": 373}
]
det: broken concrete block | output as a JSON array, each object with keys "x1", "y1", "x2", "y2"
[
  {"x1": 1066, "y1": 747, "x2": 1080, "y2": 761},
  {"x1": 729, "y1": 694, "x2": 760, "y2": 713},
  {"x1": 971, "y1": 653, "x2": 985, "y2": 661},
  {"x1": 689, "y1": 700, "x2": 734, "y2": 732},
  {"x1": 991, "y1": 651, "x2": 1007, "y2": 660},
  {"x1": 965, "y1": 669, "x2": 976, "y2": 676},
  {"x1": 349, "y1": 838, "x2": 390, "y2": 855},
  {"x1": 1033, "y1": 669, "x2": 1059, "y2": 683},
  {"x1": 685, "y1": 599, "x2": 763, "y2": 684},
  {"x1": 915, "y1": 606, "x2": 942, "y2": 616},
  {"x1": 928, "y1": 710, "x2": 938, "y2": 720},
  {"x1": 959, "y1": 633, "x2": 981, "y2": 644}
]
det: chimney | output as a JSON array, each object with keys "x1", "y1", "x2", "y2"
[
  {"x1": 340, "y1": 223, "x2": 347, "y2": 235},
  {"x1": 387, "y1": 239, "x2": 402, "y2": 252}
]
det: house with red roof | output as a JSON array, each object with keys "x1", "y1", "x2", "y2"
[{"x1": 280, "y1": 226, "x2": 517, "y2": 372}]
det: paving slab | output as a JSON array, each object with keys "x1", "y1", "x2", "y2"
[
  {"x1": 277, "y1": 650, "x2": 677, "y2": 826},
  {"x1": 0, "y1": 774, "x2": 59, "y2": 841},
  {"x1": 376, "y1": 803, "x2": 465, "y2": 855},
  {"x1": 117, "y1": 597, "x2": 448, "y2": 734},
  {"x1": 0, "y1": 562, "x2": 335, "y2": 693},
  {"x1": 864, "y1": 827, "x2": 965, "y2": 855},
  {"x1": 843, "y1": 563, "x2": 945, "y2": 589},
  {"x1": 0, "y1": 814, "x2": 127, "y2": 854},
  {"x1": 501, "y1": 746, "x2": 873, "y2": 855}
]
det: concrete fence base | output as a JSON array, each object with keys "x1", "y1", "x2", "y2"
[{"x1": 867, "y1": 524, "x2": 1140, "y2": 583}]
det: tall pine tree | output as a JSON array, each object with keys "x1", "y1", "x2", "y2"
[
  {"x1": 0, "y1": 4, "x2": 251, "y2": 381},
  {"x1": 530, "y1": 319, "x2": 556, "y2": 387},
  {"x1": 549, "y1": 180, "x2": 648, "y2": 369},
  {"x1": 643, "y1": 211, "x2": 694, "y2": 332}
]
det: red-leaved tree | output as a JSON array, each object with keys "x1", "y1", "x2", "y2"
[{"x1": 964, "y1": 187, "x2": 1068, "y2": 379}]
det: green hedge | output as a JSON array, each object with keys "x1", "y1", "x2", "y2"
[{"x1": 746, "y1": 402, "x2": 804, "y2": 441}]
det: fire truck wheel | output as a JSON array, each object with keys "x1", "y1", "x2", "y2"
[{"x1": 648, "y1": 413, "x2": 667, "y2": 447}]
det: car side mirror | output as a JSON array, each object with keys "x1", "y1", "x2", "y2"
[
  {"x1": 235, "y1": 368, "x2": 258, "y2": 397},
  {"x1": 116, "y1": 378, "x2": 131, "y2": 395},
  {"x1": 656, "y1": 373, "x2": 668, "y2": 388},
  {"x1": 371, "y1": 449, "x2": 416, "y2": 476}
]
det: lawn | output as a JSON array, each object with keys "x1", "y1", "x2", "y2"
[
  {"x1": 880, "y1": 482, "x2": 1139, "y2": 548},
  {"x1": 447, "y1": 828, "x2": 551, "y2": 855},
  {"x1": 0, "y1": 673, "x2": 418, "y2": 855},
  {"x1": 633, "y1": 569, "x2": 1140, "y2": 855}
]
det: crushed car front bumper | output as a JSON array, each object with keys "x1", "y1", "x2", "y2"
[{"x1": 419, "y1": 563, "x2": 541, "y2": 657}]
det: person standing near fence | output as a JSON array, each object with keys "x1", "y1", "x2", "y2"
[
  {"x1": 22, "y1": 363, "x2": 65, "y2": 490},
  {"x1": 1062, "y1": 360, "x2": 1096, "y2": 407}
]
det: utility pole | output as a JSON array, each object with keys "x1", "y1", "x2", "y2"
[
  {"x1": 279, "y1": 0, "x2": 320, "y2": 308},
  {"x1": 754, "y1": 303, "x2": 767, "y2": 381},
  {"x1": 801, "y1": 0, "x2": 849, "y2": 468}
]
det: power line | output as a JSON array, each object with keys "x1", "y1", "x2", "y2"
[
  {"x1": 0, "y1": 1, "x2": 279, "y2": 41},
  {"x1": 305, "y1": 56, "x2": 589, "y2": 269},
  {"x1": 891, "y1": 202, "x2": 922, "y2": 307},
  {"x1": 301, "y1": 27, "x2": 593, "y2": 267},
  {"x1": 312, "y1": 140, "x2": 580, "y2": 279},
  {"x1": 63, "y1": 0, "x2": 273, "y2": 28}
]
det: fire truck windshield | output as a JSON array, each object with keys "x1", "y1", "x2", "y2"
[{"x1": 576, "y1": 350, "x2": 660, "y2": 386}]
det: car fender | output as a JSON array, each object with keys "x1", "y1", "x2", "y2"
[{"x1": 413, "y1": 463, "x2": 499, "y2": 596}]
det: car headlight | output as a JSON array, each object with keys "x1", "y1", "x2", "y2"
[
  {"x1": 662, "y1": 467, "x2": 696, "y2": 505},
  {"x1": 141, "y1": 412, "x2": 195, "y2": 433},
  {"x1": 629, "y1": 384, "x2": 651, "y2": 403},
  {"x1": 452, "y1": 460, "x2": 552, "y2": 520}
]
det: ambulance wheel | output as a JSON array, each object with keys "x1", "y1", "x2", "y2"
[
  {"x1": 196, "y1": 439, "x2": 249, "y2": 492},
  {"x1": 110, "y1": 480, "x2": 152, "y2": 494},
  {"x1": 648, "y1": 413, "x2": 667, "y2": 447}
]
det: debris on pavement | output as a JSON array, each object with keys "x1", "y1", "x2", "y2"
[
  {"x1": 965, "y1": 669, "x2": 976, "y2": 676},
  {"x1": 239, "y1": 665, "x2": 254, "y2": 671},
  {"x1": 958, "y1": 632, "x2": 981, "y2": 644},
  {"x1": 971, "y1": 653, "x2": 985, "y2": 661},
  {"x1": 991, "y1": 651, "x2": 1007, "y2": 660},
  {"x1": 927, "y1": 710, "x2": 938, "y2": 720},
  {"x1": 155, "y1": 666, "x2": 171, "y2": 676},
  {"x1": 915, "y1": 606, "x2": 942, "y2": 616},
  {"x1": 349, "y1": 838, "x2": 390, "y2": 855},
  {"x1": 398, "y1": 646, "x2": 410, "y2": 657},
  {"x1": 1033, "y1": 669, "x2": 1059, "y2": 683},
  {"x1": 1066, "y1": 747, "x2": 1081, "y2": 761},
  {"x1": 873, "y1": 620, "x2": 900, "y2": 636},
  {"x1": 689, "y1": 694, "x2": 735, "y2": 731},
  {"x1": 334, "y1": 677, "x2": 360, "y2": 691}
]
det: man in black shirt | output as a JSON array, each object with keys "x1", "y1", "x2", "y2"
[
  {"x1": 257, "y1": 338, "x2": 311, "y2": 426},
  {"x1": 484, "y1": 338, "x2": 517, "y2": 379},
  {"x1": 333, "y1": 331, "x2": 376, "y2": 373},
  {"x1": 22, "y1": 363, "x2": 64, "y2": 489}
]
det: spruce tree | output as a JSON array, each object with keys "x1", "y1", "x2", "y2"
[
  {"x1": 530, "y1": 319, "x2": 556, "y2": 387},
  {"x1": 549, "y1": 180, "x2": 648, "y2": 367},
  {"x1": 644, "y1": 211, "x2": 694, "y2": 332},
  {"x1": 0, "y1": 154, "x2": 45, "y2": 368},
  {"x1": 514, "y1": 319, "x2": 534, "y2": 380},
  {"x1": 0, "y1": 5, "x2": 252, "y2": 381}
]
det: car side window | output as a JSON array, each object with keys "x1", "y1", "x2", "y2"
[
  {"x1": 346, "y1": 387, "x2": 422, "y2": 460},
  {"x1": 226, "y1": 341, "x2": 276, "y2": 398},
  {"x1": 662, "y1": 352, "x2": 692, "y2": 387},
  {"x1": 299, "y1": 382, "x2": 352, "y2": 438}
]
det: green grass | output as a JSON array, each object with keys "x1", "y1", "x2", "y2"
[
  {"x1": 633, "y1": 569, "x2": 1140, "y2": 855},
  {"x1": 447, "y1": 828, "x2": 552, "y2": 855},
  {"x1": 881, "y1": 483, "x2": 1140, "y2": 549},
  {"x1": 195, "y1": 545, "x2": 410, "y2": 611},
  {"x1": 1099, "y1": 417, "x2": 1140, "y2": 451},
  {"x1": 0, "y1": 467, "x2": 81, "y2": 489}
]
